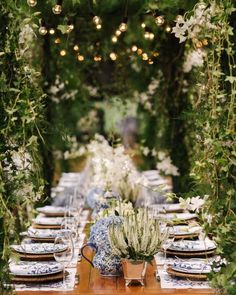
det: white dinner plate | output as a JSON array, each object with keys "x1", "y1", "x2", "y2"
[
  {"x1": 9, "y1": 261, "x2": 63, "y2": 277},
  {"x1": 169, "y1": 225, "x2": 202, "y2": 236},
  {"x1": 11, "y1": 243, "x2": 67, "y2": 255},
  {"x1": 37, "y1": 206, "x2": 66, "y2": 215},
  {"x1": 33, "y1": 217, "x2": 64, "y2": 226}
]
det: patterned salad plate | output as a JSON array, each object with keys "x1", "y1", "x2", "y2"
[
  {"x1": 37, "y1": 206, "x2": 66, "y2": 217},
  {"x1": 10, "y1": 261, "x2": 63, "y2": 277},
  {"x1": 11, "y1": 243, "x2": 67, "y2": 260},
  {"x1": 168, "y1": 225, "x2": 202, "y2": 238},
  {"x1": 32, "y1": 217, "x2": 64, "y2": 229},
  {"x1": 22, "y1": 228, "x2": 70, "y2": 242},
  {"x1": 171, "y1": 261, "x2": 212, "y2": 274}
]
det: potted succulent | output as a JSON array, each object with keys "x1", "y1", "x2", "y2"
[{"x1": 108, "y1": 208, "x2": 167, "y2": 286}]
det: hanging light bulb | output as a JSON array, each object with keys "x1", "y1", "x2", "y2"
[
  {"x1": 39, "y1": 20, "x2": 47, "y2": 35},
  {"x1": 153, "y1": 52, "x2": 159, "y2": 57},
  {"x1": 93, "y1": 15, "x2": 102, "y2": 26},
  {"x1": 165, "y1": 25, "x2": 171, "y2": 33},
  {"x1": 149, "y1": 32, "x2": 155, "y2": 40},
  {"x1": 175, "y1": 15, "x2": 183, "y2": 22},
  {"x1": 155, "y1": 15, "x2": 165, "y2": 26},
  {"x1": 142, "y1": 53, "x2": 148, "y2": 61},
  {"x1": 115, "y1": 29, "x2": 121, "y2": 37},
  {"x1": 96, "y1": 24, "x2": 102, "y2": 30},
  {"x1": 137, "y1": 48, "x2": 142, "y2": 55},
  {"x1": 66, "y1": 21, "x2": 74, "y2": 33},
  {"x1": 119, "y1": 17, "x2": 128, "y2": 32},
  {"x1": 73, "y1": 45, "x2": 79, "y2": 51},
  {"x1": 131, "y1": 45, "x2": 138, "y2": 52},
  {"x1": 148, "y1": 59, "x2": 154, "y2": 65},
  {"x1": 60, "y1": 49, "x2": 66, "y2": 56},
  {"x1": 49, "y1": 28, "x2": 55, "y2": 35},
  {"x1": 27, "y1": 0, "x2": 37, "y2": 7},
  {"x1": 55, "y1": 37, "x2": 61, "y2": 44},
  {"x1": 52, "y1": 0, "x2": 62, "y2": 15},
  {"x1": 144, "y1": 31, "x2": 150, "y2": 39},
  {"x1": 77, "y1": 54, "x2": 84, "y2": 61},
  {"x1": 111, "y1": 36, "x2": 118, "y2": 43},
  {"x1": 94, "y1": 55, "x2": 102, "y2": 62},
  {"x1": 141, "y1": 22, "x2": 146, "y2": 28},
  {"x1": 109, "y1": 52, "x2": 117, "y2": 61}
]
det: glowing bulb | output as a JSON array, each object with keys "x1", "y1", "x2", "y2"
[
  {"x1": 131, "y1": 45, "x2": 138, "y2": 52},
  {"x1": 27, "y1": 0, "x2": 37, "y2": 7},
  {"x1": 77, "y1": 54, "x2": 84, "y2": 61},
  {"x1": 39, "y1": 26, "x2": 47, "y2": 35},
  {"x1": 67, "y1": 24, "x2": 74, "y2": 33},
  {"x1": 94, "y1": 55, "x2": 102, "y2": 62},
  {"x1": 60, "y1": 49, "x2": 66, "y2": 56},
  {"x1": 196, "y1": 41, "x2": 203, "y2": 48},
  {"x1": 52, "y1": 4, "x2": 62, "y2": 15},
  {"x1": 73, "y1": 45, "x2": 79, "y2": 51},
  {"x1": 202, "y1": 39, "x2": 208, "y2": 46},
  {"x1": 109, "y1": 52, "x2": 117, "y2": 61},
  {"x1": 115, "y1": 30, "x2": 121, "y2": 36},
  {"x1": 142, "y1": 53, "x2": 148, "y2": 61},
  {"x1": 153, "y1": 52, "x2": 159, "y2": 57},
  {"x1": 144, "y1": 31, "x2": 150, "y2": 39},
  {"x1": 119, "y1": 22, "x2": 127, "y2": 32},
  {"x1": 93, "y1": 16, "x2": 102, "y2": 25},
  {"x1": 137, "y1": 48, "x2": 142, "y2": 55},
  {"x1": 141, "y1": 22, "x2": 146, "y2": 28},
  {"x1": 165, "y1": 25, "x2": 171, "y2": 32},
  {"x1": 148, "y1": 59, "x2": 154, "y2": 64},
  {"x1": 49, "y1": 28, "x2": 55, "y2": 35},
  {"x1": 175, "y1": 15, "x2": 183, "y2": 22},
  {"x1": 55, "y1": 38, "x2": 61, "y2": 44},
  {"x1": 149, "y1": 32, "x2": 154, "y2": 40},
  {"x1": 96, "y1": 24, "x2": 102, "y2": 30},
  {"x1": 111, "y1": 36, "x2": 118, "y2": 43},
  {"x1": 155, "y1": 15, "x2": 165, "y2": 26}
]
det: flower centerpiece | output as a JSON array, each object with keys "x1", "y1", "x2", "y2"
[{"x1": 108, "y1": 208, "x2": 167, "y2": 286}]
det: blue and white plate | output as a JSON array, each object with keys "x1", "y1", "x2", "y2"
[
  {"x1": 169, "y1": 225, "x2": 202, "y2": 236},
  {"x1": 9, "y1": 261, "x2": 63, "y2": 277},
  {"x1": 24, "y1": 228, "x2": 71, "y2": 239},
  {"x1": 172, "y1": 261, "x2": 212, "y2": 274},
  {"x1": 167, "y1": 240, "x2": 216, "y2": 252},
  {"x1": 11, "y1": 243, "x2": 67, "y2": 255}
]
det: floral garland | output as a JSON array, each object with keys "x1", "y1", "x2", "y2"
[{"x1": 173, "y1": 1, "x2": 236, "y2": 293}]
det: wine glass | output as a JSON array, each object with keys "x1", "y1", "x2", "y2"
[
  {"x1": 162, "y1": 225, "x2": 175, "y2": 270},
  {"x1": 61, "y1": 216, "x2": 79, "y2": 245},
  {"x1": 54, "y1": 232, "x2": 74, "y2": 289}
]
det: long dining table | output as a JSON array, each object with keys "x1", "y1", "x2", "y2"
[{"x1": 16, "y1": 244, "x2": 214, "y2": 295}]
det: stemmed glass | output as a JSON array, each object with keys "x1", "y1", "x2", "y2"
[
  {"x1": 61, "y1": 216, "x2": 79, "y2": 246},
  {"x1": 54, "y1": 232, "x2": 74, "y2": 290},
  {"x1": 161, "y1": 225, "x2": 175, "y2": 270}
]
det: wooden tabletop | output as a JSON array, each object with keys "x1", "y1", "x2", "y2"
[{"x1": 17, "y1": 247, "x2": 214, "y2": 295}]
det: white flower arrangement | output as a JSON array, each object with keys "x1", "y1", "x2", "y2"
[
  {"x1": 108, "y1": 208, "x2": 167, "y2": 262},
  {"x1": 156, "y1": 151, "x2": 179, "y2": 176}
]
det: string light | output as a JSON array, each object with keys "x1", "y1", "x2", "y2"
[
  {"x1": 155, "y1": 15, "x2": 165, "y2": 26},
  {"x1": 144, "y1": 28, "x2": 154, "y2": 40},
  {"x1": 153, "y1": 52, "x2": 159, "y2": 57},
  {"x1": 66, "y1": 21, "x2": 74, "y2": 33},
  {"x1": 131, "y1": 45, "x2": 138, "y2": 52},
  {"x1": 94, "y1": 55, "x2": 102, "y2": 62},
  {"x1": 175, "y1": 14, "x2": 183, "y2": 22},
  {"x1": 77, "y1": 54, "x2": 84, "y2": 61},
  {"x1": 54, "y1": 38, "x2": 61, "y2": 44},
  {"x1": 49, "y1": 28, "x2": 55, "y2": 35},
  {"x1": 52, "y1": 0, "x2": 63, "y2": 15},
  {"x1": 137, "y1": 48, "x2": 142, "y2": 55},
  {"x1": 96, "y1": 24, "x2": 102, "y2": 30},
  {"x1": 27, "y1": 0, "x2": 37, "y2": 7},
  {"x1": 165, "y1": 25, "x2": 171, "y2": 32},
  {"x1": 109, "y1": 52, "x2": 117, "y2": 61},
  {"x1": 39, "y1": 20, "x2": 47, "y2": 35},
  {"x1": 119, "y1": 17, "x2": 128, "y2": 32},
  {"x1": 93, "y1": 15, "x2": 102, "y2": 26},
  {"x1": 111, "y1": 36, "x2": 118, "y2": 43},
  {"x1": 115, "y1": 30, "x2": 122, "y2": 36},
  {"x1": 60, "y1": 49, "x2": 67, "y2": 56},
  {"x1": 149, "y1": 32, "x2": 154, "y2": 40},
  {"x1": 73, "y1": 45, "x2": 79, "y2": 51},
  {"x1": 141, "y1": 22, "x2": 146, "y2": 28},
  {"x1": 144, "y1": 31, "x2": 150, "y2": 39},
  {"x1": 142, "y1": 53, "x2": 148, "y2": 61},
  {"x1": 148, "y1": 59, "x2": 154, "y2": 64}
]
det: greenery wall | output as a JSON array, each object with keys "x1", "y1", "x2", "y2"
[{"x1": 0, "y1": 0, "x2": 235, "y2": 294}]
